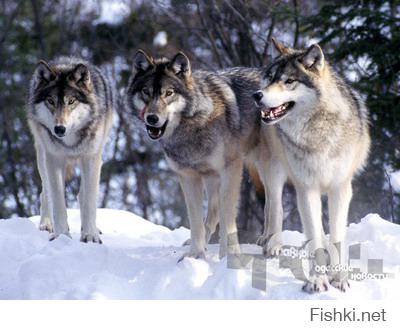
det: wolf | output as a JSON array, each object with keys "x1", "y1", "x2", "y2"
[
  {"x1": 125, "y1": 50, "x2": 263, "y2": 259},
  {"x1": 27, "y1": 57, "x2": 113, "y2": 243},
  {"x1": 253, "y1": 39, "x2": 370, "y2": 292}
]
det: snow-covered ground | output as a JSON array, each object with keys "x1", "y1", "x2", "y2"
[{"x1": 0, "y1": 209, "x2": 399, "y2": 299}]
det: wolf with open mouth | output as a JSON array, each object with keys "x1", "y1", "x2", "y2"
[
  {"x1": 125, "y1": 50, "x2": 264, "y2": 260},
  {"x1": 252, "y1": 38, "x2": 371, "y2": 293}
]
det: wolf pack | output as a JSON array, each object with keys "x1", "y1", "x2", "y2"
[{"x1": 27, "y1": 38, "x2": 370, "y2": 294}]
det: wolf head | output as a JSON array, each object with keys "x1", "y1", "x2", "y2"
[
  {"x1": 125, "y1": 50, "x2": 193, "y2": 140},
  {"x1": 253, "y1": 38, "x2": 325, "y2": 125},
  {"x1": 30, "y1": 60, "x2": 94, "y2": 139}
]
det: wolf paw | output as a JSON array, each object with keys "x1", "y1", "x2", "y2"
[
  {"x1": 49, "y1": 231, "x2": 72, "y2": 241},
  {"x1": 39, "y1": 217, "x2": 53, "y2": 233},
  {"x1": 257, "y1": 235, "x2": 282, "y2": 258},
  {"x1": 177, "y1": 250, "x2": 206, "y2": 263},
  {"x1": 264, "y1": 244, "x2": 282, "y2": 258},
  {"x1": 302, "y1": 274, "x2": 329, "y2": 294},
  {"x1": 330, "y1": 278, "x2": 350, "y2": 292},
  {"x1": 39, "y1": 223, "x2": 54, "y2": 233},
  {"x1": 80, "y1": 233, "x2": 102, "y2": 244},
  {"x1": 256, "y1": 234, "x2": 268, "y2": 247},
  {"x1": 81, "y1": 227, "x2": 103, "y2": 235}
]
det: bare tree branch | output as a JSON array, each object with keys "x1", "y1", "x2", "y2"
[
  {"x1": 194, "y1": 0, "x2": 224, "y2": 68},
  {"x1": 292, "y1": 0, "x2": 300, "y2": 48},
  {"x1": 30, "y1": 0, "x2": 46, "y2": 56}
]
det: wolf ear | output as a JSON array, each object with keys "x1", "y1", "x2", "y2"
[
  {"x1": 169, "y1": 52, "x2": 191, "y2": 77},
  {"x1": 301, "y1": 44, "x2": 325, "y2": 71},
  {"x1": 133, "y1": 50, "x2": 153, "y2": 74},
  {"x1": 33, "y1": 60, "x2": 56, "y2": 89},
  {"x1": 69, "y1": 63, "x2": 92, "y2": 90},
  {"x1": 270, "y1": 37, "x2": 289, "y2": 57}
]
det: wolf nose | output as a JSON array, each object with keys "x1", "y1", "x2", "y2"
[
  {"x1": 146, "y1": 114, "x2": 159, "y2": 126},
  {"x1": 253, "y1": 91, "x2": 264, "y2": 102},
  {"x1": 54, "y1": 125, "x2": 66, "y2": 137}
]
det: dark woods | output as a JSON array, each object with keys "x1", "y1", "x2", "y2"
[{"x1": 0, "y1": 0, "x2": 399, "y2": 241}]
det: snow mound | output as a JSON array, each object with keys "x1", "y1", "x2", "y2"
[{"x1": 0, "y1": 209, "x2": 399, "y2": 299}]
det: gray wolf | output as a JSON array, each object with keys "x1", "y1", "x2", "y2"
[
  {"x1": 253, "y1": 39, "x2": 370, "y2": 292},
  {"x1": 27, "y1": 57, "x2": 113, "y2": 243},
  {"x1": 125, "y1": 50, "x2": 263, "y2": 259}
]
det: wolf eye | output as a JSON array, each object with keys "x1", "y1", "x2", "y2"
[
  {"x1": 68, "y1": 98, "x2": 76, "y2": 105},
  {"x1": 285, "y1": 79, "x2": 295, "y2": 84},
  {"x1": 142, "y1": 88, "x2": 149, "y2": 96},
  {"x1": 47, "y1": 98, "x2": 54, "y2": 105},
  {"x1": 165, "y1": 89, "x2": 174, "y2": 97},
  {"x1": 265, "y1": 72, "x2": 273, "y2": 80}
]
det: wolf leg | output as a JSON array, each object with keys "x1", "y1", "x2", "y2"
[
  {"x1": 79, "y1": 152, "x2": 102, "y2": 244},
  {"x1": 328, "y1": 180, "x2": 352, "y2": 292},
  {"x1": 178, "y1": 174, "x2": 206, "y2": 261},
  {"x1": 45, "y1": 152, "x2": 70, "y2": 239},
  {"x1": 35, "y1": 145, "x2": 53, "y2": 232},
  {"x1": 218, "y1": 158, "x2": 242, "y2": 258},
  {"x1": 256, "y1": 160, "x2": 286, "y2": 257},
  {"x1": 78, "y1": 181, "x2": 101, "y2": 237},
  {"x1": 182, "y1": 175, "x2": 220, "y2": 246},
  {"x1": 295, "y1": 185, "x2": 329, "y2": 293},
  {"x1": 204, "y1": 174, "x2": 220, "y2": 242}
]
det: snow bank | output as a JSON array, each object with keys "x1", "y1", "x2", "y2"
[{"x1": 0, "y1": 209, "x2": 399, "y2": 299}]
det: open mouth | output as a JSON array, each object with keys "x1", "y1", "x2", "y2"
[
  {"x1": 145, "y1": 120, "x2": 168, "y2": 140},
  {"x1": 261, "y1": 101, "x2": 295, "y2": 124}
]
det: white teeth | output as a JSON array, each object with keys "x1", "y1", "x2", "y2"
[{"x1": 262, "y1": 103, "x2": 291, "y2": 121}]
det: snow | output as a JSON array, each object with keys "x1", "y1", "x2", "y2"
[
  {"x1": 94, "y1": 1, "x2": 130, "y2": 25},
  {"x1": 153, "y1": 31, "x2": 168, "y2": 47},
  {"x1": 0, "y1": 209, "x2": 399, "y2": 299},
  {"x1": 389, "y1": 171, "x2": 400, "y2": 193}
]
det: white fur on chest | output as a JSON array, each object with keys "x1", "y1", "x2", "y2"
[
  {"x1": 284, "y1": 142, "x2": 355, "y2": 190},
  {"x1": 30, "y1": 119, "x2": 105, "y2": 158}
]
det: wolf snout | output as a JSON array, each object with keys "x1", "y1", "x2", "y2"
[
  {"x1": 145, "y1": 114, "x2": 159, "y2": 126},
  {"x1": 253, "y1": 91, "x2": 264, "y2": 102},
  {"x1": 54, "y1": 125, "x2": 66, "y2": 137}
]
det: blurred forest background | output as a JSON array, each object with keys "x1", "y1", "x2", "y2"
[{"x1": 0, "y1": 0, "x2": 399, "y2": 241}]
